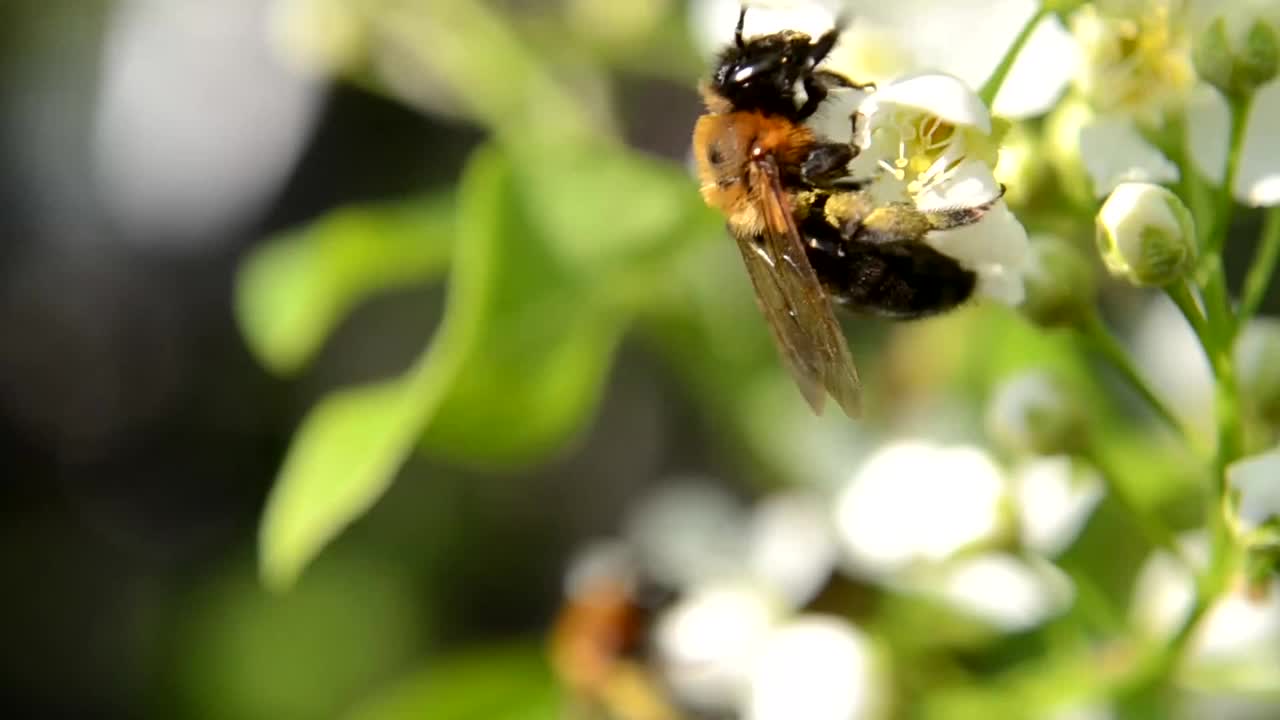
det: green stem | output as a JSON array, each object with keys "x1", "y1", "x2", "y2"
[
  {"x1": 1166, "y1": 280, "x2": 1213, "y2": 352},
  {"x1": 1076, "y1": 312, "x2": 1195, "y2": 446},
  {"x1": 1208, "y1": 94, "x2": 1252, "y2": 256},
  {"x1": 978, "y1": 6, "x2": 1049, "y2": 106},
  {"x1": 1241, "y1": 207, "x2": 1280, "y2": 323},
  {"x1": 1084, "y1": 441, "x2": 1189, "y2": 566}
]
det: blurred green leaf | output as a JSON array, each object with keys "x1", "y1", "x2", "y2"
[
  {"x1": 262, "y1": 138, "x2": 712, "y2": 584},
  {"x1": 259, "y1": 374, "x2": 439, "y2": 590},
  {"x1": 347, "y1": 644, "x2": 559, "y2": 720},
  {"x1": 511, "y1": 141, "x2": 706, "y2": 279},
  {"x1": 420, "y1": 141, "x2": 713, "y2": 466},
  {"x1": 236, "y1": 194, "x2": 453, "y2": 374},
  {"x1": 178, "y1": 552, "x2": 420, "y2": 720}
]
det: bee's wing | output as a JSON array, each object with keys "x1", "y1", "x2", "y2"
[{"x1": 733, "y1": 155, "x2": 861, "y2": 417}]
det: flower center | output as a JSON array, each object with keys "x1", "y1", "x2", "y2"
[{"x1": 874, "y1": 111, "x2": 965, "y2": 197}]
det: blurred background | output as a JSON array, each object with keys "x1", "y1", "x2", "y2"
[{"x1": 2, "y1": 1, "x2": 1277, "y2": 719}]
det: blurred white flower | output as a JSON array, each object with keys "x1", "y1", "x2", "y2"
[
  {"x1": 834, "y1": 440, "x2": 1009, "y2": 577},
  {"x1": 748, "y1": 491, "x2": 842, "y2": 607},
  {"x1": 625, "y1": 480, "x2": 747, "y2": 589},
  {"x1": 1236, "y1": 79, "x2": 1280, "y2": 206},
  {"x1": 654, "y1": 581, "x2": 784, "y2": 712},
  {"x1": 562, "y1": 539, "x2": 637, "y2": 600},
  {"x1": 1226, "y1": 448, "x2": 1280, "y2": 533},
  {"x1": 1131, "y1": 296, "x2": 1215, "y2": 440},
  {"x1": 745, "y1": 615, "x2": 883, "y2": 720},
  {"x1": 1070, "y1": 1, "x2": 1195, "y2": 124},
  {"x1": 1131, "y1": 532, "x2": 1280, "y2": 668},
  {"x1": 1014, "y1": 456, "x2": 1105, "y2": 557},
  {"x1": 938, "y1": 553, "x2": 1075, "y2": 631},
  {"x1": 94, "y1": 0, "x2": 321, "y2": 246},
  {"x1": 1079, "y1": 116, "x2": 1181, "y2": 196}
]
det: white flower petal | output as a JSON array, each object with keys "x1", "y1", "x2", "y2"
[
  {"x1": 748, "y1": 492, "x2": 839, "y2": 607},
  {"x1": 939, "y1": 553, "x2": 1074, "y2": 631},
  {"x1": 834, "y1": 441, "x2": 1008, "y2": 578},
  {"x1": 625, "y1": 480, "x2": 747, "y2": 589},
  {"x1": 655, "y1": 582, "x2": 783, "y2": 712},
  {"x1": 991, "y1": 14, "x2": 1077, "y2": 119},
  {"x1": 1131, "y1": 538, "x2": 1202, "y2": 638},
  {"x1": 1186, "y1": 84, "x2": 1229, "y2": 186},
  {"x1": 1015, "y1": 457, "x2": 1106, "y2": 557},
  {"x1": 1079, "y1": 116, "x2": 1180, "y2": 197},
  {"x1": 1131, "y1": 297, "x2": 1215, "y2": 440},
  {"x1": 845, "y1": 0, "x2": 1040, "y2": 91},
  {"x1": 746, "y1": 615, "x2": 880, "y2": 720},
  {"x1": 1227, "y1": 447, "x2": 1280, "y2": 533},
  {"x1": 1235, "y1": 79, "x2": 1280, "y2": 207},
  {"x1": 863, "y1": 73, "x2": 992, "y2": 133},
  {"x1": 915, "y1": 161, "x2": 1030, "y2": 304},
  {"x1": 806, "y1": 86, "x2": 872, "y2": 145}
]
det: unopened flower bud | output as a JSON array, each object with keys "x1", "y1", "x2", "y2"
[
  {"x1": 987, "y1": 371, "x2": 1087, "y2": 456},
  {"x1": 1020, "y1": 235, "x2": 1096, "y2": 328},
  {"x1": 1096, "y1": 182, "x2": 1196, "y2": 286},
  {"x1": 1194, "y1": 16, "x2": 1279, "y2": 99},
  {"x1": 1236, "y1": 319, "x2": 1280, "y2": 426}
]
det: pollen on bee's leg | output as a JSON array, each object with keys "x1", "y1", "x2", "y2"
[{"x1": 924, "y1": 192, "x2": 1004, "y2": 231}]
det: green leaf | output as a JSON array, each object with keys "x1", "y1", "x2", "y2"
[
  {"x1": 346, "y1": 644, "x2": 559, "y2": 720},
  {"x1": 259, "y1": 155, "x2": 502, "y2": 590},
  {"x1": 511, "y1": 140, "x2": 706, "y2": 280},
  {"x1": 258, "y1": 376, "x2": 436, "y2": 590},
  {"x1": 236, "y1": 194, "x2": 453, "y2": 374},
  {"x1": 421, "y1": 141, "x2": 711, "y2": 466}
]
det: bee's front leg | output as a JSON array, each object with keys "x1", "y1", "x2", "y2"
[{"x1": 801, "y1": 143, "x2": 869, "y2": 190}]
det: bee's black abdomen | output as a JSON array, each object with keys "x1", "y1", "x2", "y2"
[{"x1": 805, "y1": 237, "x2": 977, "y2": 318}]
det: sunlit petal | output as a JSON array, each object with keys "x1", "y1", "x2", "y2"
[{"x1": 1235, "y1": 79, "x2": 1280, "y2": 207}]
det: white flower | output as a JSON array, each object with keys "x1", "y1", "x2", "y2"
[
  {"x1": 1236, "y1": 79, "x2": 1280, "y2": 206},
  {"x1": 1014, "y1": 456, "x2": 1106, "y2": 557},
  {"x1": 849, "y1": 74, "x2": 1031, "y2": 305},
  {"x1": 937, "y1": 552, "x2": 1075, "y2": 631},
  {"x1": 748, "y1": 491, "x2": 842, "y2": 607},
  {"x1": 654, "y1": 581, "x2": 784, "y2": 712},
  {"x1": 1131, "y1": 295, "x2": 1215, "y2": 440},
  {"x1": 1131, "y1": 532, "x2": 1280, "y2": 669},
  {"x1": 1227, "y1": 447, "x2": 1280, "y2": 533},
  {"x1": 1070, "y1": 1, "x2": 1195, "y2": 124},
  {"x1": 624, "y1": 480, "x2": 747, "y2": 589},
  {"x1": 745, "y1": 615, "x2": 883, "y2": 720},
  {"x1": 834, "y1": 440, "x2": 1009, "y2": 578},
  {"x1": 1079, "y1": 116, "x2": 1181, "y2": 195}
]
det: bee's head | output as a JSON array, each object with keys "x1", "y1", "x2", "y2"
[{"x1": 709, "y1": 6, "x2": 845, "y2": 117}]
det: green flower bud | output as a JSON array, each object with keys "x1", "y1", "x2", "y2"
[
  {"x1": 987, "y1": 371, "x2": 1087, "y2": 456},
  {"x1": 1236, "y1": 319, "x2": 1280, "y2": 426},
  {"x1": 1194, "y1": 16, "x2": 1279, "y2": 98},
  {"x1": 1095, "y1": 182, "x2": 1197, "y2": 286},
  {"x1": 1020, "y1": 235, "x2": 1097, "y2": 328}
]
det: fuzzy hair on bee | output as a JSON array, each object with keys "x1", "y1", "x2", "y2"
[{"x1": 692, "y1": 6, "x2": 1004, "y2": 417}]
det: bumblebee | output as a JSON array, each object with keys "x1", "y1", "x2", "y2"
[{"x1": 693, "y1": 7, "x2": 999, "y2": 417}]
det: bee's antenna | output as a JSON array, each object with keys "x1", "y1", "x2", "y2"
[{"x1": 735, "y1": 6, "x2": 747, "y2": 48}]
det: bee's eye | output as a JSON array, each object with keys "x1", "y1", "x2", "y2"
[{"x1": 708, "y1": 144, "x2": 724, "y2": 165}]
